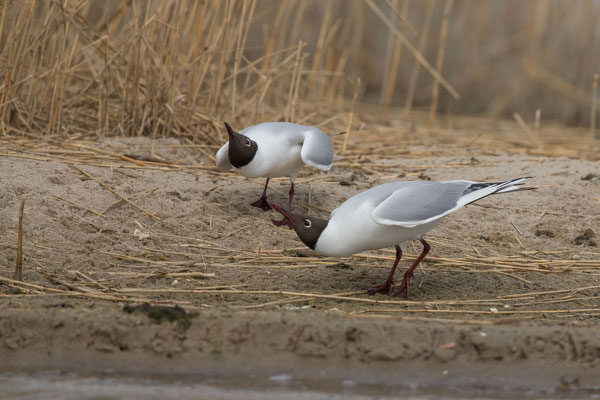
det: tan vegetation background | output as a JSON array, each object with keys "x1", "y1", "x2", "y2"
[{"x1": 0, "y1": 0, "x2": 599, "y2": 141}]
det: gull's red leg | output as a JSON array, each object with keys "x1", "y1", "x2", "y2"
[
  {"x1": 365, "y1": 245, "x2": 402, "y2": 295},
  {"x1": 392, "y1": 238, "x2": 430, "y2": 299},
  {"x1": 288, "y1": 182, "x2": 295, "y2": 209},
  {"x1": 250, "y1": 178, "x2": 272, "y2": 211}
]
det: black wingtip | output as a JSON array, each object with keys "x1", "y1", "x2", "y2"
[{"x1": 512, "y1": 177, "x2": 534, "y2": 186}]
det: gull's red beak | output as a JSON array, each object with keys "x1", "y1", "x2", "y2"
[{"x1": 270, "y1": 203, "x2": 296, "y2": 223}]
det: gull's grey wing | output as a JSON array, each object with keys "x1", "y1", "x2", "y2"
[
  {"x1": 215, "y1": 142, "x2": 233, "y2": 171},
  {"x1": 371, "y1": 178, "x2": 532, "y2": 227},
  {"x1": 371, "y1": 181, "x2": 473, "y2": 227},
  {"x1": 300, "y1": 127, "x2": 334, "y2": 171}
]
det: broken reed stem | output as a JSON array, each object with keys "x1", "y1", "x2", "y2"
[
  {"x1": 365, "y1": 0, "x2": 459, "y2": 101},
  {"x1": 523, "y1": 59, "x2": 595, "y2": 108},
  {"x1": 429, "y1": 0, "x2": 453, "y2": 126},
  {"x1": 347, "y1": 314, "x2": 534, "y2": 325},
  {"x1": 290, "y1": 47, "x2": 306, "y2": 123},
  {"x1": 534, "y1": 108, "x2": 541, "y2": 146},
  {"x1": 381, "y1": 0, "x2": 410, "y2": 109},
  {"x1": 383, "y1": 0, "x2": 418, "y2": 37},
  {"x1": 51, "y1": 193, "x2": 107, "y2": 219},
  {"x1": 286, "y1": 40, "x2": 305, "y2": 122},
  {"x1": 402, "y1": 0, "x2": 436, "y2": 118},
  {"x1": 0, "y1": 276, "x2": 188, "y2": 305},
  {"x1": 592, "y1": 73, "x2": 599, "y2": 139},
  {"x1": 513, "y1": 112, "x2": 536, "y2": 145},
  {"x1": 343, "y1": 77, "x2": 361, "y2": 153},
  {"x1": 14, "y1": 198, "x2": 25, "y2": 281},
  {"x1": 361, "y1": 307, "x2": 600, "y2": 315},
  {"x1": 67, "y1": 163, "x2": 162, "y2": 221}
]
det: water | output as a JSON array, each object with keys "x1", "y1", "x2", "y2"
[{"x1": 0, "y1": 371, "x2": 593, "y2": 400}]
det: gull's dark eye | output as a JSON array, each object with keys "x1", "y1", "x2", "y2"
[
  {"x1": 304, "y1": 219, "x2": 311, "y2": 228},
  {"x1": 244, "y1": 138, "x2": 251, "y2": 147}
]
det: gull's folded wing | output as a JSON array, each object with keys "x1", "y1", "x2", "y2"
[
  {"x1": 371, "y1": 181, "x2": 472, "y2": 227},
  {"x1": 300, "y1": 127, "x2": 334, "y2": 171},
  {"x1": 371, "y1": 178, "x2": 531, "y2": 227}
]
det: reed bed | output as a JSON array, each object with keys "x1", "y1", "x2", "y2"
[
  {"x1": 0, "y1": 0, "x2": 354, "y2": 140},
  {"x1": 1, "y1": 0, "x2": 599, "y2": 144}
]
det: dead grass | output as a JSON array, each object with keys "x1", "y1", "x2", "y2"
[
  {"x1": 0, "y1": 1, "x2": 354, "y2": 140},
  {"x1": 1, "y1": 0, "x2": 599, "y2": 144}
]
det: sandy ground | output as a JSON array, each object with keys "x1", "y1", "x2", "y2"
[{"x1": 1, "y1": 136, "x2": 600, "y2": 394}]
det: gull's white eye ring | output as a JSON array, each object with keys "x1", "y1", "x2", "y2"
[
  {"x1": 244, "y1": 138, "x2": 251, "y2": 146},
  {"x1": 304, "y1": 219, "x2": 311, "y2": 228}
]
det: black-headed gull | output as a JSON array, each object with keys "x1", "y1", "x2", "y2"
[
  {"x1": 271, "y1": 177, "x2": 533, "y2": 298},
  {"x1": 216, "y1": 122, "x2": 334, "y2": 224}
]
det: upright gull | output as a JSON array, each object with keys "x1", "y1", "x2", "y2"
[{"x1": 216, "y1": 122, "x2": 334, "y2": 224}]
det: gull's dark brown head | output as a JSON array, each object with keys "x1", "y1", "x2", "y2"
[
  {"x1": 224, "y1": 122, "x2": 258, "y2": 168},
  {"x1": 270, "y1": 203, "x2": 329, "y2": 250}
]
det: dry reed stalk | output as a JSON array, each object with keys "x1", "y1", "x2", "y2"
[
  {"x1": 322, "y1": 47, "x2": 349, "y2": 102},
  {"x1": 500, "y1": 285, "x2": 600, "y2": 299},
  {"x1": 98, "y1": 250, "x2": 190, "y2": 265},
  {"x1": 471, "y1": 202, "x2": 594, "y2": 219},
  {"x1": 36, "y1": 268, "x2": 102, "y2": 294},
  {"x1": 592, "y1": 73, "x2": 599, "y2": 138},
  {"x1": 68, "y1": 209, "x2": 102, "y2": 231},
  {"x1": 101, "y1": 186, "x2": 159, "y2": 215},
  {"x1": 347, "y1": 314, "x2": 533, "y2": 325},
  {"x1": 231, "y1": 0, "x2": 249, "y2": 120},
  {"x1": 67, "y1": 143, "x2": 145, "y2": 166},
  {"x1": 429, "y1": 0, "x2": 453, "y2": 126},
  {"x1": 360, "y1": 307, "x2": 600, "y2": 316},
  {"x1": 13, "y1": 198, "x2": 25, "y2": 280},
  {"x1": 117, "y1": 285, "x2": 248, "y2": 294},
  {"x1": 306, "y1": 1, "x2": 334, "y2": 101},
  {"x1": 364, "y1": 0, "x2": 459, "y2": 101},
  {"x1": 74, "y1": 271, "x2": 113, "y2": 292},
  {"x1": 286, "y1": 41, "x2": 306, "y2": 122},
  {"x1": 380, "y1": 0, "x2": 400, "y2": 105},
  {"x1": 106, "y1": 271, "x2": 214, "y2": 280},
  {"x1": 402, "y1": 0, "x2": 436, "y2": 118},
  {"x1": 67, "y1": 163, "x2": 161, "y2": 221},
  {"x1": 380, "y1": 0, "x2": 410, "y2": 109},
  {"x1": 0, "y1": 275, "x2": 190, "y2": 305},
  {"x1": 173, "y1": 288, "x2": 413, "y2": 305},
  {"x1": 51, "y1": 193, "x2": 106, "y2": 219},
  {"x1": 238, "y1": 290, "x2": 365, "y2": 310},
  {"x1": 534, "y1": 109, "x2": 541, "y2": 146},
  {"x1": 383, "y1": 0, "x2": 418, "y2": 37},
  {"x1": 343, "y1": 78, "x2": 361, "y2": 153},
  {"x1": 0, "y1": 276, "x2": 68, "y2": 294},
  {"x1": 513, "y1": 112, "x2": 536, "y2": 144},
  {"x1": 524, "y1": 59, "x2": 599, "y2": 110}
]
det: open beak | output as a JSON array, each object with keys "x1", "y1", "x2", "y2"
[
  {"x1": 270, "y1": 203, "x2": 296, "y2": 223},
  {"x1": 224, "y1": 122, "x2": 237, "y2": 141}
]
